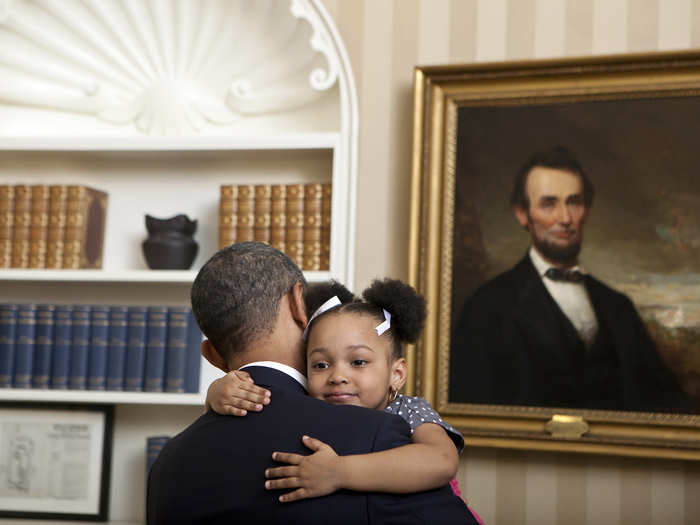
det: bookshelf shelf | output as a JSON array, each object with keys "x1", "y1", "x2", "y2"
[
  {"x1": 0, "y1": 133, "x2": 341, "y2": 152},
  {"x1": 0, "y1": 269, "x2": 332, "y2": 283},
  {"x1": 0, "y1": 388, "x2": 205, "y2": 406}
]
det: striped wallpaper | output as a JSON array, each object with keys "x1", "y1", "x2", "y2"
[{"x1": 320, "y1": 0, "x2": 700, "y2": 524}]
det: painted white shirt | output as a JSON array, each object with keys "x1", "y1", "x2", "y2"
[
  {"x1": 240, "y1": 361, "x2": 308, "y2": 391},
  {"x1": 529, "y1": 247, "x2": 599, "y2": 348}
]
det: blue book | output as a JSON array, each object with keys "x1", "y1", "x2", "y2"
[
  {"x1": 165, "y1": 306, "x2": 189, "y2": 393},
  {"x1": 0, "y1": 304, "x2": 18, "y2": 388},
  {"x1": 146, "y1": 435, "x2": 170, "y2": 474},
  {"x1": 144, "y1": 306, "x2": 168, "y2": 392},
  {"x1": 32, "y1": 304, "x2": 55, "y2": 389},
  {"x1": 13, "y1": 304, "x2": 37, "y2": 389},
  {"x1": 124, "y1": 306, "x2": 147, "y2": 392},
  {"x1": 51, "y1": 305, "x2": 73, "y2": 389},
  {"x1": 184, "y1": 310, "x2": 202, "y2": 394},
  {"x1": 88, "y1": 305, "x2": 109, "y2": 390},
  {"x1": 106, "y1": 306, "x2": 128, "y2": 390},
  {"x1": 69, "y1": 305, "x2": 91, "y2": 390}
]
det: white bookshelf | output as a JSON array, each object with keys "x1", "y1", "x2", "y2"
[{"x1": 0, "y1": 0, "x2": 358, "y2": 522}]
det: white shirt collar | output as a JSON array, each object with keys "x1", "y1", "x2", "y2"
[
  {"x1": 239, "y1": 361, "x2": 308, "y2": 391},
  {"x1": 528, "y1": 246, "x2": 584, "y2": 277}
]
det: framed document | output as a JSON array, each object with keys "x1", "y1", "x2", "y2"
[{"x1": 0, "y1": 404, "x2": 113, "y2": 521}]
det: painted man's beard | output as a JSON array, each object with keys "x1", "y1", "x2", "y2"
[{"x1": 533, "y1": 235, "x2": 582, "y2": 265}]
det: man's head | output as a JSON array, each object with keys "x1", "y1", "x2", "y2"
[
  {"x1": 511, "y1": 146, "x2": 595, "y2": 266},
  {"x1": 191, "y1": 242, "x2": 307, "y2": 370}
]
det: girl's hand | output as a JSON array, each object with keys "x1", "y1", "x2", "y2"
[
  {"x1": 205, "y1": 370, "x2": 270, "y2": 416},
  {"x1": 265, "y1": 435, "x2": 345, "y2": 502}
]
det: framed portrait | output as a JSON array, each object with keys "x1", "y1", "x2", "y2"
[
  {"x1": 0, "y1": 404, "x2": 113, "y2": 521},
  {"x1": 407, "y1": 51, "x2": 700, "y2": 460}
]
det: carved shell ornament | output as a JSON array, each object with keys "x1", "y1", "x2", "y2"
[{"x1": 0, "y1": 0, "x2": 339, "y2": 135}]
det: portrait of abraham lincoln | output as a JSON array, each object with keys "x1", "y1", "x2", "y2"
[{"x1": 448, "y1": 95, "x2": 700, "y2": 415}]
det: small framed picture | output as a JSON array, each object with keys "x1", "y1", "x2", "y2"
[{"x1": 0, "y1": 404, "x2": 113, "y2": 521}]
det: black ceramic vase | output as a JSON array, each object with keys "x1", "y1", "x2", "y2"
[{"x1": 142, "y1": 214, "x2": 199, "y2": 270}]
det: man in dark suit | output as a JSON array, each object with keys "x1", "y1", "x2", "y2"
[
  {"x1": 451, "y1": 146, "x2": 689, "y2": 412},
  {"x1": 148, "y1": 242, "x2": 476, "y2": 524}
]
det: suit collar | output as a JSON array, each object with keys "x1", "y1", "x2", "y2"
[
  {"x1": 240, "y1": 361, "x2": 307, "y2": 390},
  {"x1": 241, "y1": 365, "x2": 308, "y2": 395}
]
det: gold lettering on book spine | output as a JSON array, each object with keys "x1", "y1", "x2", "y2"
[
  {"x1": 219, "y1": 185, "x2": 238, "y2": 249},
  {"x1": 46, "y1": 185, "x2": 68, "y2": 269},
  {"x1": 0, "y1": 185, "x2": 14, "y2": 268},
  {"x1": 303, "y1": 184, "x2": 323, "y2": 271},
  {"x1": 285, "y1": 184, "x2": 305, "y2": 268},
  {"x1": 321, "y1": 183, "x2": 332, "y2": 271},
  {"x1": 270, "y1": 184, "x2": 286, "y2": 253},
  {"x1": 254, "y1": 185, "x2": 271, "y2": 243},
  {"x1": 29, "y1": 185, "x2": 50, "y2": 268},
  {"x1": 11, "y1": 184, "x2": 31, "y2": 268},
  {"x1": 236, "y1": 185, "x2": 255, "y2": 243}
]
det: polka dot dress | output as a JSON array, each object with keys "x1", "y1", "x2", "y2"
[{"x1": 385, "y1": 394, "x2": 464, "y2": 453}]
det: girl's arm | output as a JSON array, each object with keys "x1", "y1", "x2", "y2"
[
  {"x1": 205, "y1": 370, "x2": 270, "y2": 415},
  {"x1": 265, "y1": 423, "x2": 459, "y2": 502}
]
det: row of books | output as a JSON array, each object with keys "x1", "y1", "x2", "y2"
[
  {"x1": 219, "y1": 183, "x2": 331, "y2": 270},
  {"x1": 0, "y1": 304, "x2": 202, "y2": 393},
  {"x1": 0, "y1": 184, "x2": 108, "y2": 269}
]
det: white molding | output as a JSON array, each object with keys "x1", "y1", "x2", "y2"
[
  {"x1": 0, "y1": 0, "x2": 340, "y2": 136},
  {"x1": 0, "y1": 132, "x2": 340, "y2": 151},
  {"x1": 312, "y1": 0, "x2": 358, "y2": 290},
  {"x1": 0, "y1": 269, "x2": 332, "y2": 283}
]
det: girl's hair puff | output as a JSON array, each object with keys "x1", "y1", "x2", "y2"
[{"x1": 361, "y1": 278, "x2": 427, "y2": 347}]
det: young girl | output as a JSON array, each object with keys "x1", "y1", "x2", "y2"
[{"x1": 207, "y1": 279, "x2": 482, "y2": 523}]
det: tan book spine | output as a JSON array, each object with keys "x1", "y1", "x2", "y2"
[
  {"x1": 46, "y1": 185, "x2": 68, "y2": 269},
  {"x1": 0, "y1": 185, "x2": 14, "y2": 268},
  {"x1": 11, "y1": 184, "x2": 31, "y2": 268},
  {"x1": 219, "y1": 185, "x2": 238, "y2": 249},
  {"x1": 63, "y1": 185, "x2": 108, "y2": 269},
  {"x1": 269, "y1": 184, "x2": 286, "y2": 253},
  {"x1": 303, "y1": 184, "x2": 323, "y2": 271},
  {"x1": 29, "y1": 184, "x2": 50, "y2": 268},
  {"x1": 321, "y1": 183, "x2": 332, "y2": 271},
  {"x1": 285, "y1": 184, "x2": 305, "y2": 268},
  {"x1": 253, "y1": 184, "x2": 271, "y2": 244},
  {"x1": 236, "y1": 185, "x2": 255, "y2": 243}
]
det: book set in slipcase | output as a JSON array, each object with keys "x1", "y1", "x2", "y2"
[
  {"x1": 0, "y1": 184, "x2": 108, "y2": 269},
  {"x1": 0, "y1": 303, "x2": 202, "y2": 393},
  {"x1": 219, "y1": 183, "x2": 332, "y2": 271}
]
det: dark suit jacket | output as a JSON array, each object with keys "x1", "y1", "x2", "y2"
[
  {"x1": 148, "y1": 366, "x2": 476, "y2": 525},
  {"x1": 450, "y1": 255, "x2": 690, "y2": 412}
]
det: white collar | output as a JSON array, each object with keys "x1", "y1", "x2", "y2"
[
  {"x1": 529, "y1": 246, "x2": 584, "y2": 277},
  {"x1": 239, "y1": 361, "x2": 308, "y2": 391}
]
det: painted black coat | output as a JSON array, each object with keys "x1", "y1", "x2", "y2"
[{"x1": 450, "y1": 256, "x2": 690, "y2": 412}]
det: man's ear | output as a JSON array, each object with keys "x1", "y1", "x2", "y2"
[
  {"x1": 513, "y1": 205, "x2": 529, "y2": 229},
  {"x1": 289, "y1": 281, "x2": 308, "y2": 329},
  {"x1": 391, "y1": 358, "x2": 408, "y2": 393},
  {"x1": 201, "y1": 339, "x2": 231, "y2": 373}
]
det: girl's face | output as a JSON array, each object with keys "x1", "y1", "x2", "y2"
[{"x1": 306, "y1": 312, "x2": 406, "y2": 411}]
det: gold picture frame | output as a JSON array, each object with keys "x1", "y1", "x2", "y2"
[{"x1": 407, "y1": 51, "x2": 700, "y2": 460}]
